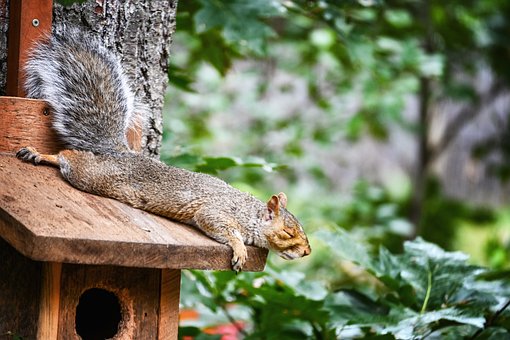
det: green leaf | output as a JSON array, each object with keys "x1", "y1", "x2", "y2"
[
  {"x1": 380, "y1": 308, "x2": 485, "y2": 338},
  {"x1": 268, "y1": 269, "x2": 328, "y2": 301},
  {"x1": 245, "y1": 285, "x2": 331, "y2": 337},
  {"x1": 310, "y1": 28, "x2": 336, "y2": 49},
  {"x1": 325, "y1": 289, "x2": 392, "y2": 326},
  {"x1": 163, "y1": 153, "x2": 203, "y2": 170},
  {"x1": 384, "y1": 9, "x2": 412, "y2": 28},
  {"x1": 376, "y1": 37, "x2": 404, "y2": 54},
  {"x1": 197, "y1": 31, "x2": 237, "y2": 76},
  {"x1": 418, "y1": 54, "x2": 444, "y2": 77},
  {"x1": 315, "y1": 229, "x2": 373, "y2": 269},
  {"x1": 163, "y1": 152, "x2": 284, "y2": 175},
  {"x1": 168, "y1": 63, "x2": 196, "y2": 92},
  {"x1": 475, "y1": 327, "x2": 510, "y2": 339},
  {"x1": 196, "y1": 156, "x2": 239, "y2": 174},
  {"x1": 194, "y1": 0, "x2": 284, "y2": 55},
  {"x1": 240, "y1": 156, "x2": 284, "y2": 172},
  {"x1": 399, "y1": 239, "x2": 487, "y2": 310}
]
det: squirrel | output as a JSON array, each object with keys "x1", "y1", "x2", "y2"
[{"x1": 16, "y1": 26, "x2": 311, "y2": 271}]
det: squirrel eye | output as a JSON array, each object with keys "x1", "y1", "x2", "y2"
[{"x1": 267, "y1": 209, "x2": 273, "y2": 220}]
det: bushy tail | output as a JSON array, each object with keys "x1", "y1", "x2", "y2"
[{"x1": 24, "y1": 25, "x2": 136, "y2": 154}]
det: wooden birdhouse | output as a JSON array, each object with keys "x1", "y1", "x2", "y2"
[{"x1": 0, "y1": 1, "x2": 268, "y2": 338}]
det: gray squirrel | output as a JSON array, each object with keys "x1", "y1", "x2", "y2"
[{"x1": 16, "y1": 26, "x2": 311, "y2": 271}]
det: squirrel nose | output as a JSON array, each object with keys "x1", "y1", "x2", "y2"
[{"x1": 303, "y1": 247, "x2": 311, "y2": 256}]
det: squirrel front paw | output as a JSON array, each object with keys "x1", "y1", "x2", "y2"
[
  {"x1": 16, "y1": 147, "x2": 42, "y2": 164},
  {"x1": 231, "y1": 244, "x2": 248, "y2": 273}
]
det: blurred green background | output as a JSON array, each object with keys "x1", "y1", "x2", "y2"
[{"x1": 161, "y1": 1, "x2": 510, "y2": 338}]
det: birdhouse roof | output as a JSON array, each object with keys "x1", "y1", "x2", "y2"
[{"x1": 0, "y1": 155, "x2": 268, "y2": 271}]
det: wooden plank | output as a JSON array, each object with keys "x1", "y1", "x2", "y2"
[
  {"x1": 58, "y1": 264, "x2": 161, "y2": 339},
  {"x1": 37, "y1": 262, "x2": 62, "y2": 340},
  {"x1": 0, "y1": 96, "x2": 142, "y2": 153},
  {"x1": 0, "y1": 96, "x2": 61, "y2": 154},
  {"x1": 0, "y1": 154, "x2": 268, "y2": 270},
  {"x1": 0, "y1": 237, "x2": 41, "y2": 339},
  {"x1": 6, "y1": 0, "x2": 53, "y2": 96},
  {"x1": 158, "y1": 269, "x2": 181, "y2": 339}
]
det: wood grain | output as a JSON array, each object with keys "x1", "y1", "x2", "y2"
[
  {"x1": 158, "y1": 269, "x2": 181, "y2": 339},
  {"x1": 0, "y1": 154, "x2": 268, "y2": 271},
  {"x1": 36, "y1": 262, "x2": 62, "y2": 340},
  {"x1": 0, "y1": 96, "x2": 62, "y2": 154},
  {"x1": 0, "y1": 96, "x2": 141, "y2": 154},
  {"x1": 6, "y1": 0, "x2": 52, "y2": 96},
  {"x1": 58, "y1": 264, "x2": 161, "y2": 339},
  {"x1": 0, "y1": 237, "x2": 41, "y2": 339}
]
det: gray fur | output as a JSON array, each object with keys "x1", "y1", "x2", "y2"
[{"x1": 24, "y1": 25, "x2": 135, "y2": 153}]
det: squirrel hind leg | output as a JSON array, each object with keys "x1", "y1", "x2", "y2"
[{"x1": 16, "y1": 147, "x2": 60, "y2": 167}]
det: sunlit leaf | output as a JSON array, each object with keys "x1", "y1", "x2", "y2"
[
  {"x1": 194, "y1": 0, "x2": 284, "y2": 55},
  {"x1": 384, "y1": 9, "x2": 412, "y2": 28},
  {"x1": 419, "y1": 54, "x2": 444, "y2": 77},
  {"x1": 315, "y1": 229, "x2": 373, "y2": 269}
]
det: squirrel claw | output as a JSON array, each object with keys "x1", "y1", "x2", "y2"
[
  {"x1": 231, "y1": 248, "x2": 247, "y2": 273},
  {"x1": 16, "y1": 147, "x2": 41, "y2": 165},
  {"x1": 231, "y1": 256, "x2": 244, "y2": 273},
  {"x1": 232, "y1": 261, "x2": 243, "y2": 273}
]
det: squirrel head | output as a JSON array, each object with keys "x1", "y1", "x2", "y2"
[{"x1": 263, "y1": 192, "x2": 311, "y2": 260}]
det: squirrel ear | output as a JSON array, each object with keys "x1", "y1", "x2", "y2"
[
  {"x1": 267, "y1": 195, "x2": 280, "y2": 218},
  {"x1": 277, "y1": 192, "x2": 287, "y2": 209}
]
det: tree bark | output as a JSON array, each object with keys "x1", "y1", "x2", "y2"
[
  {"x1": 0, "y1": 0, "x2": 178, "y2": 156},
  {"x1": 0, "y1": 0, "x2": 8, "y2": 93}
]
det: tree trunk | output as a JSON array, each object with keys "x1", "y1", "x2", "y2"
[
  {"x1": 0, "y1": 0, "x2": 8, "y2": 93},
  {"x1": 410, "y1": 0, "x2": 433, "y2": 235},
  {"x1": 0, "y1": 0, "x2": 178, "y2": 156},
  {"x1": 410, "y1": 76, "x2": 431, "y2": 235}
]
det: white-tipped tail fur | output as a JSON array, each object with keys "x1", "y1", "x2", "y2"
[{"x1": 24, "y1": 25, "x2": 136, "y2": 153}]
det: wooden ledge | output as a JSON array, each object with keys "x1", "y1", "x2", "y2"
[
  {"x1": 0, "y1": 154, "x2": 268, "y2": 271},
  {"x1": 0, "y1": 97, "x2": 61, "y2": 154}
]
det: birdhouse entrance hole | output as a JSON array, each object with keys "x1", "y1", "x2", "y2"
[{"x1": 75, "y1": 288, "x2": 122, "y2": 340}]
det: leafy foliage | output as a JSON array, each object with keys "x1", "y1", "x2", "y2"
[
  {"x1": 172, "y1": 0, "x2": 421, "y2": 140},
  {"x1": 162, "y1": 153, "x2": 284, "y2": 175},
  {"x1": 418, "y1": 178, "x2": 496, "y2": 250},
  {"x1": 173, "y1": 0, "x2": 284, "y2": 82},
  {"x1": 165, "y1": 0, "x2": 510, "y2": 338},
  {"x1": 193, "y1": 0, "x2": 282, "y2": 56},
  {"x1": 181, "y1": 236, "x2": 510, "y2": 339},
  {"x1": 324, "y1": 182, "x2": 413, "y2": 252},
  {"x1": 169, "y1": 0, "x2": 510, "y2": 165}
]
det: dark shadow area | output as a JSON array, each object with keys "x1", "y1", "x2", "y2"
[{"x1": 75, "y1": 288, "x2": 122, "y2": 340}]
